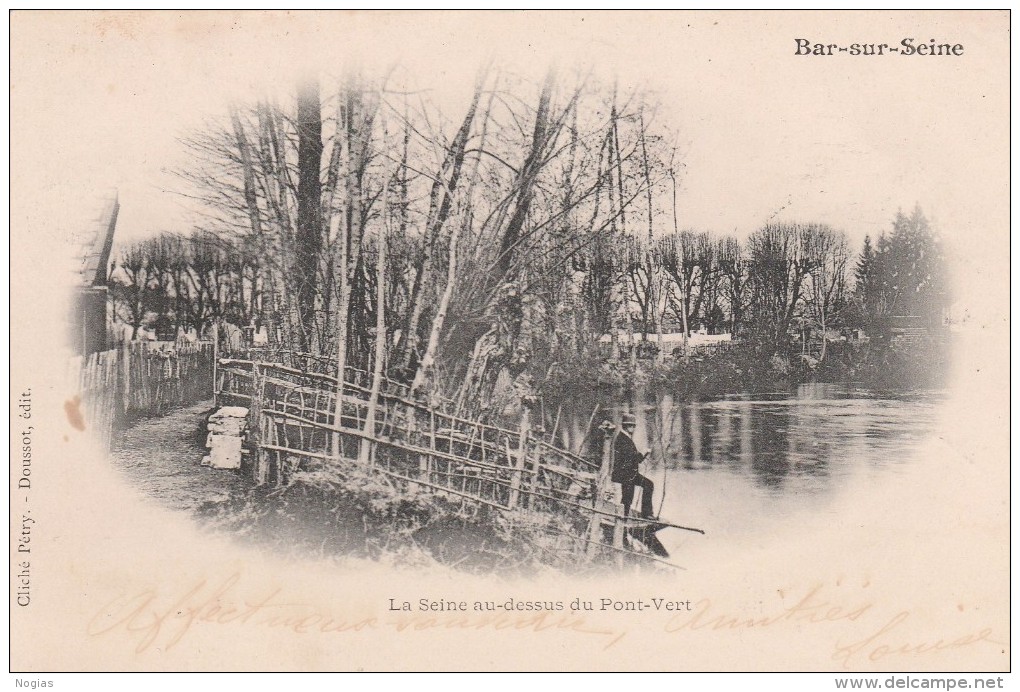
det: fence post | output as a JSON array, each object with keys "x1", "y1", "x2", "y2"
[
  {"x1": 586, "y1": 420, "x2": 617, "y2": 559},
  {"x1": 251, "y1": 363, "x2": 270, "y2": 485},
  {"x1": 509, "y1": 396, "x2": 536, "y2": 509},
  {"x1": 212, "y1": 322, "x2": 219, "y2": 405},
  {"x1": 427, "y1": 408, "x2": 437, "y2": 486}
]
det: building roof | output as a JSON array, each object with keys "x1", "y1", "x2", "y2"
[{"x1": 73, "y1": 192, "x2": 119, "y2": 287}]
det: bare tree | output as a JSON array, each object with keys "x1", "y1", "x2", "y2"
[
  {"x1": 171, "y1": 66, "x2": 677, "y2": 418},
  {"x1": 110, "y1": 244, "x2": 155, "y2": 340},
  {"x1": 803, "y1": 225, "x2": 850, "y2": 361},
  {"x1": 658, "y1": 230, "x2": 713, "y2": 336},
  {"x1": 402, "y1": 69, "x2": 486, "y2": 381},
  {"x1": 717, "y1": 235, "x2": 749, "y2": 336},
  {"x1": 746, "y1": 222, "x2": 817, "y2": 349}
]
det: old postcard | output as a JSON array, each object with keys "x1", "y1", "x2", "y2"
[{"x1": 9, "y1": 11, "x2": 1010, "y2": 674}]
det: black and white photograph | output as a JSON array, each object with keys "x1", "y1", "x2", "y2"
[{"x1": 9, "y1": 10, "x2": 1010, "y2": 677}]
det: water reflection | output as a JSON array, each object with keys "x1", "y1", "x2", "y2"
[
  {"x1": 623, "y1": 383, "x2": 942, "y2": 494},
  {"x1": 531, "y1": 382, "x2": 944, "y2": 553},
  {"x1": 544, "y1": 379, "x2": 943, "y2": 532}
]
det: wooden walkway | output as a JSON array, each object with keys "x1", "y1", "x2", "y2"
[{"x1": 215, "y1": 355, "x2": 680, "y2": 567}]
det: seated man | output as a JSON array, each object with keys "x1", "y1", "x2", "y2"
[{"x1": 612, "y1": 413, "x2": 655, "y2": 519}]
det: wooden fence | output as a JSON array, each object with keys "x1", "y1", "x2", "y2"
[
  {"x1": 69, "y1": 341, "x2": 214, "y2": 448},
  {"x1": 213, "y1": 359, "x2": 634, "y2": 559}
]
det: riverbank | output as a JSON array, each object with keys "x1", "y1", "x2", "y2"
[
  {"x1": 540, "y1": 336, "x2": 952, "y2": 405},
  {"x1": 109, "y1": 400, "x2": 574, "y2": 573},
  {"x1": 195, "y1": 463, "x2": 582, "y2": 575}
]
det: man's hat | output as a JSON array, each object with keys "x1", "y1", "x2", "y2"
[{"x1": 621, "y1": 413, "x2": 637, "y2": 427}]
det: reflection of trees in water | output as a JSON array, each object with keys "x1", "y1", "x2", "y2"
[
  {"x1": 645, "y1": 396, "x2": 684, "y2": 471},
  {"x1": 653, "y1": 404, "x2": 718, "y2": 471},
  {"x1": 653, "y1": 398, "x2": 840, "y2": 490},
  {"x1": 786, "y1": 399, "x2": 835, "y2": 481},
  {"x1": 680, "y1": 407, "x2": 697, "y2": 470},
  {"x1": 749, "y1": 407, "x2": 792, "y2": 488},
  {"x1": 655, "y1": 403, "x2": 716, "y2": 472},
  {"x1": 551, "y1": 385, "x2": 935, "y2": 493},
  {"x1": 712, "y1": 401, "x2": 755, "y2": 473},
  {"x1": 740, "y1": 403, "x2": 839, "y2": 488}
]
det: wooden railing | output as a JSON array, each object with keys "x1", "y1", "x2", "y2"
[
  {"x1": 215, "y1": 360, "x2": 613, "y2": 555},
  {"x1": 222, "y1": 348, "x2": 464, "y2": 408},
  {"x1": 224, "y1": 348, "x2": 408, "y2": 395}
]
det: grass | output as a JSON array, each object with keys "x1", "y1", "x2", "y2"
[{"x1": 196, "y1": 459, "x2": 598, "y2": 575}]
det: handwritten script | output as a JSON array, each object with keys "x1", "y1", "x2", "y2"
[
  {"x1": 87, "y1": 573, "x2": 1004, "y2": 668},
  {"x1": 86, "y1": 572, "x2": 620, "y2": 654},
  {"x1": 660, "y1": 583, "x2": 1004, "y2": 669}
]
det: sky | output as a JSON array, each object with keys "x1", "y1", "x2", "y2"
[{"x1": 11, "y1": 11, "x2": 1009, "y2": 293}]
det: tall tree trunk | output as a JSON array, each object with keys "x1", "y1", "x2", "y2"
[
  {"x1": 819, "y1": 292, "x2": 827, "y2": 362},
  {"x1": 329, "y1": 79, "x2": 376, "y2": 380},
  {"x1": 230, "y1": 105, "x2": 291, "y2": 349},
  {"x1": 494, "y1": 71, "x2": 554, "y2": 281},
  {"x1": 412, "y1": 214, "x2": 461, "y2": 398},
  {"x1": 261, "y1": 102, "x2": 303, "y2": 351},
  {"x1": 457, "y1": 72, "x2": 556, "y2": 411},
  {"x1": 639, "y1": 105, "x2": 662, "y2": 363},
  {"x1": 611, "y1": 86, "x2": 627, "y2": 237},
  {"x1": 329, "y1": 80, "x2": 373, "y2": 456},
  {"x1": 319, "y1": 87, "x2": 345, "y2": 351},
  {"x1": 410, "y1": 76, "x2": 494, "y2": 398},
  {"x1": 322, "y1": 86, "x2": 345, "y2": 221},
  {"x1": 259, "y1": 102, "x2": 293, "y2": 233},
  {"x1": 330, "y1": 205, "x2": 351, "y2": 456},
  {"x1": 816, "y1": 263, "x2": 829, "y2": 362},
  {"x1": 359, "y1": 183, "x2": 388, "y2": 466},
  {"x1": 668, "y1": 166, "x2": 689, "y2": 360},
  {"x1": 623, "y1": 271, "x2": 637, "y2": 369},
  {"x1": 399, "y1": 75, "x2": 484, "y2": 372},
  {"x1": 611, "y1": 88, "x2": 638, "y2": 369},
  {"x1": 296, "y1": 80, "x2": 324, "y2": 354}
]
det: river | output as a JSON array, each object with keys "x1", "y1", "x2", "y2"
[{"x1": 548, "y1": 382, "x2": 946, "y2": 562}]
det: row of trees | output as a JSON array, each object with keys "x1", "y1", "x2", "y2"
[
  {"x1": 110, "y1": 222, "x2": 852, "y2": 351},
  {"x1": 110, "y1": 231, "x2": 263, "y2": 340},
  {"x1": 111, "y1": 67, "x2": 949, "y2": 413}
]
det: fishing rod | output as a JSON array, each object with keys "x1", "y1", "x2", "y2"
[
  {"x1": 648, "y1": 401, "x2": 673, "y2": 518},
  {"x1": 643, "y1": 518, "x2": 705, "y2": 535},
  {"x1": 646, "y1": 400, "x2": 705, "y2": 535}
]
